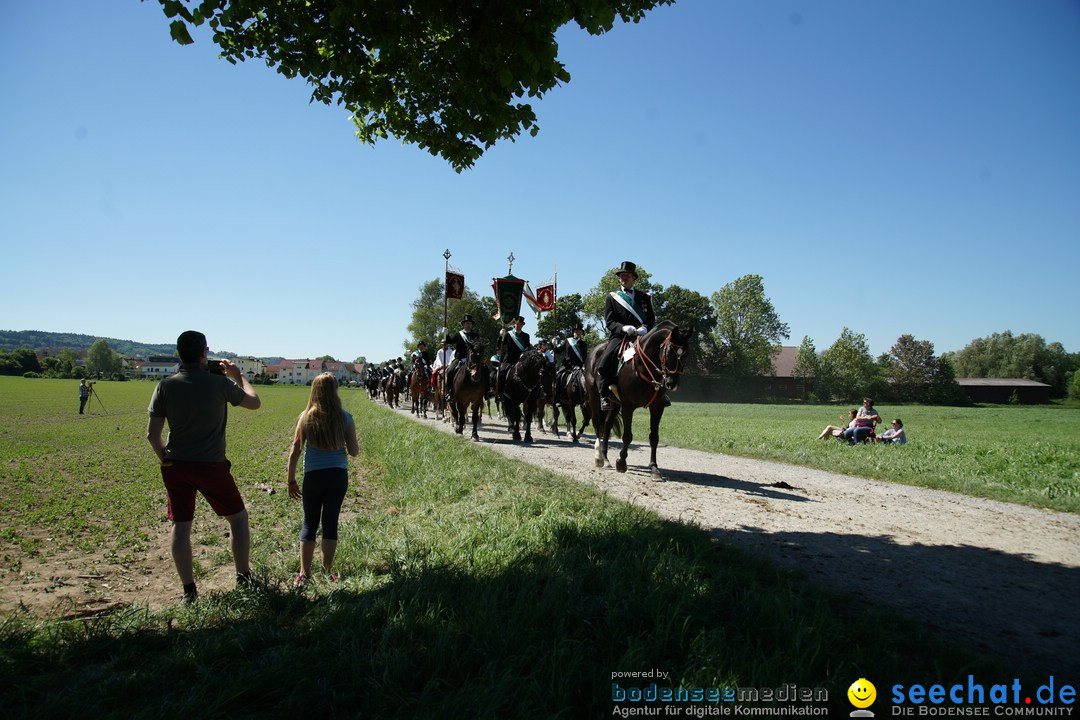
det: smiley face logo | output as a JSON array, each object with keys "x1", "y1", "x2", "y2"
[{"x1": 847, "y1": 678, "x2": 877, "y2": 709}]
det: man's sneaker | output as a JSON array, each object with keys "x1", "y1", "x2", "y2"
[
  {"x1": 236, "y1": 571, "x2": 254, "y2": 588},
  {"x1": 182, "y1": 583, "x2": 198, "y2": 605},
  {"x1": 294, "y1": 572, "x2": 309, "y2": 587}
]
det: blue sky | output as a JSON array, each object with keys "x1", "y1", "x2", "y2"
[{"x1": 3, "y1": 0, "x2": 1078, "y2": 363}]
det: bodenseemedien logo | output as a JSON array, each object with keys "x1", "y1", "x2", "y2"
[{"x1": 848, "y1": 678, "x2": 877, "y2": 717}]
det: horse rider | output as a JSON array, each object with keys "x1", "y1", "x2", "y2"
[
  {"x1": 444, "y1": 314, "x2": 481, "y2": 404},
  {"x1": 596, "y1": 260, "x2": 655, "y2": 413},
  {"x1": 554, "y1": 322, "x2": 588, "y2": 395},
  {"x1": 555, "y1": 323, "x2": 588, "y2": 371},
  {"x1": 410, "y1": 340, "x2": 431, "y2": 371},
  {"x1": 497, "y1": 315, "x2": 531, "y2": 395},
  {"x1": 537, "y1": 339, "x2": 555, "y2": 365},
  {"x1": 431, "y1": 338, "x2": 453, "y2": 389}
]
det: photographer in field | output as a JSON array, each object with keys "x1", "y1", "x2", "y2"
[
  {"x1": 79, "y1": 378, "x2": 91, "y2": 414},
  {"x1": 146, "y1": 330, "x2": 261, "y2": 604}
]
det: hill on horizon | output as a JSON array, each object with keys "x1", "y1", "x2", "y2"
[{"x1": 0, "y1": 330, "x2": 236, "y2": 358}]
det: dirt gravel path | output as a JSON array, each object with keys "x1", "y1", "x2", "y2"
[{"x1": 403, "y1": 403, "x2": 1080, "y2": 677}]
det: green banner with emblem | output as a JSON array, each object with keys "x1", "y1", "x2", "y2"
[{"x1": 492, "y1": 275, "x2": 525, "y2": 322}]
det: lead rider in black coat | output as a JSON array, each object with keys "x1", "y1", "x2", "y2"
[{"x1": 596, "y1": 261, "x2": 655, "y2": 412}]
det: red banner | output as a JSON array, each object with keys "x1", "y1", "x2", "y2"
[
  {"x1": 445, "y1": 271, "x2": 464, "y2": 299},
  {"x1": 534, "y1": 284, "x2": 556, "y2": 312}
]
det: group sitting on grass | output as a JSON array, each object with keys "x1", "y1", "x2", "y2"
[{"x1": 816, "y1": 398, "x2": 907, "y2": 445}]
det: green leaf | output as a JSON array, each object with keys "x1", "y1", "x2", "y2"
[{"x1": 169, "y1": 20, "x2": 195, "y2": 45}]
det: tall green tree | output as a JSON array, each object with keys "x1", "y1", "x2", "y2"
[
  {"x1": 160, "y1": 0, "x2": 675, "y2": 171},
  {"x1": 85, "y1": 340, "x2": 121, "y2": 377},
  {"x1": 818, "y1": 328, "x2": 876, "y2": 402},
  {"x1": 655, "y1": 284, "x2": 718, "y2": 374},
  {"x1": 536, "y1": 293, "x2": 590, "y2": 344},
  {"x1": 885, "y1": 334, "x2": 960, "y2": 403},
  {"x1": 710, "y1": 274, "x2": 789, "y2": 379},
  {"x1": 792, "y1": 336, "x2": 819, "y2": 400}
]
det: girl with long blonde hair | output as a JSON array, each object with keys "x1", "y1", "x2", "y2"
[{"x1": 287, "y1": 373, "x2": 359, "y2": 584}]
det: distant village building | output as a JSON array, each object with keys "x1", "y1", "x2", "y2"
[
  {"x1": 230, "y1": 356, "x2": 265, "y2": 380},
  {"x1": 137, "y1": 356, "x2": 180, "y2": 379},
  {"x1": 267, "y1": 359, "x2": 364, "y2": 385}
]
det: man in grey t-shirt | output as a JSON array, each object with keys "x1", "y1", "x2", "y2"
[{"x1": 147, "y1": 330, "x2": 261, "y2": 603}]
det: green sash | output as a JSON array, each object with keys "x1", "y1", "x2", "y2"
[{"x1": 610, "y1": 290, "x2": 645, "y2": 325}]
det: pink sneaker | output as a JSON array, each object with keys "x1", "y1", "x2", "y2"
[{"x1": 294, "y1": 572, "x2": 309, "y2": 587}]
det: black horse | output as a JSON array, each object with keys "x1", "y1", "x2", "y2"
[
  {"x1": 584, "y1": 321, "x2": 694, "y2": 476},
  {"x1": 501, "y1": 349, "x2": 545, "y2": 443},
  {"x1": 550, "y1": 366, "x2": 591, "y2": 443},
  {"x1": 450, "y1": 340, "x2": 489, "y2": 441}
]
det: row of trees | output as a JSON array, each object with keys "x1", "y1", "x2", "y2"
[
  {"x1": 0, "y1": 340, "x2": 125, "y2": 380},
  {"x1": 793, "y1": 330, "x2": 1078, "y2": 404}
]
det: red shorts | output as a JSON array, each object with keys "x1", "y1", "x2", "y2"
[{"x1": 160, "y1": 460, "x2": 246, "y2": 522}]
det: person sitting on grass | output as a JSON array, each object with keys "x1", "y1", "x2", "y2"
[
  {"x1": 817, "y1": 409, "x2": 858, "y2": 440},
  {"x1": 875, "y1": 418, "x2": 907, "y2": 445},
  {"x1": 842, "y1": 397, "x2": 881, "y2": 444}
]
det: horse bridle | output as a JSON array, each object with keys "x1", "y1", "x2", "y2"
[{"x1": 633, "y1": 329, "x2": 688, "y2": 406}]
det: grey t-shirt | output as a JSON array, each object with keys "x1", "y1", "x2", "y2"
[{"x1": 148, "y1": 364, "x2": 247, "y2": 461}]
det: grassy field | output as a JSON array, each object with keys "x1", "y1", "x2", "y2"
[
  {"x1": 0, "y1": 377, "x2": 1072, "y2": 717},
  {"x1": 660, "y1": 401, "x2": 1080, "y2": 514}
]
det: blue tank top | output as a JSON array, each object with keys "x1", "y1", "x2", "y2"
[{"x1": 303, "y1": 411, "x2": 353, "y2": 472}]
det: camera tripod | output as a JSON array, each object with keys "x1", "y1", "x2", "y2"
[{"x1": 86, "y1": 385, "x2": 108, "y2": 415}]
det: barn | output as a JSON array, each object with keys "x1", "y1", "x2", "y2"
[{"x1": 955, "y1": 378, "x2": 1052, "y2": 404}]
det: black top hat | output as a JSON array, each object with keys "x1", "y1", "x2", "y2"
[
  {"x1": 513, "y1": 315, "x2": 526, "y2": 324},
  {"x1": 461, "y1": 315, "x2": 474, "y2": 324},
  {"x1": 572, "y1": 322, "x2": 585, "y2": 332},
  {"x1": 417, "y1": 340, "x2": 426, "y2": 346},
  {"x1": 615, "y1": 261, "x2": 638, "y2": 277}
]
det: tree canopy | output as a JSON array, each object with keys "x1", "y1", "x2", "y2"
[
  {"x1": 946, "y1": 331, "x2": 1074, "y2": 397},
  {"x1": 159, "y1": 0, "x2": 674, "y2": 171},
  {"x1": 86, "y1": 340, "x2": 122, "y2": 377},
  {"x1": 709, "y1": 274, "x2": 789, "y2": 379}
]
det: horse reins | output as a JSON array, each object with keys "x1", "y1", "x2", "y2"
[{"x1": 632, "y1": 331, "x2": 687, "y2": 408}]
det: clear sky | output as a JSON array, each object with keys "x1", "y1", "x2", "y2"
[{"x1": 3, "y1": 0, "x2": 1078, "y2": 363}]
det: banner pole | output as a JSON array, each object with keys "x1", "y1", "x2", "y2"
[{"x1": 442, "y1": 248, "x2": 451, "y2": 337}]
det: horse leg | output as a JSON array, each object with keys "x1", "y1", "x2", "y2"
[
  {"x1": 471, "y1": 403, "x2": 481, "y2": 441},
  {"x1": 523, "y1": 400, "x2": 534, "y2": 443},
  {"x1": 615, "y1": 405, "x2": 634, "y2": 474},
  {"x1": 454, "y1": 400, "x2": 464, "y2": 434},
  {"x1": 648, "y1": 403, "x2": 666, "y2": 478}
]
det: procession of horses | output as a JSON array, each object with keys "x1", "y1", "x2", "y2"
[{"x1": 364, "y1": 321, "x2": 696, "y2": 478}]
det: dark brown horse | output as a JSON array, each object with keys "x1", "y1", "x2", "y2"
[
  {"x1": 501, "y1": 349, "x2": 545, "y2": 443},
  {"x1": 450, "y1": 340, "x2": 489, "y2": 440},
  {"x1": 584, "y1": 321, "x2": 694, "y2": 476},
  {"x1": 383, "y1": 368, "x2": 404, "y2": 408},
  {"x1": 432, "y1": 367, "x2": 447, "y2": 420},
  {"x1": 410, "y1": 358, "x2": 430, "y2": 418}
]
